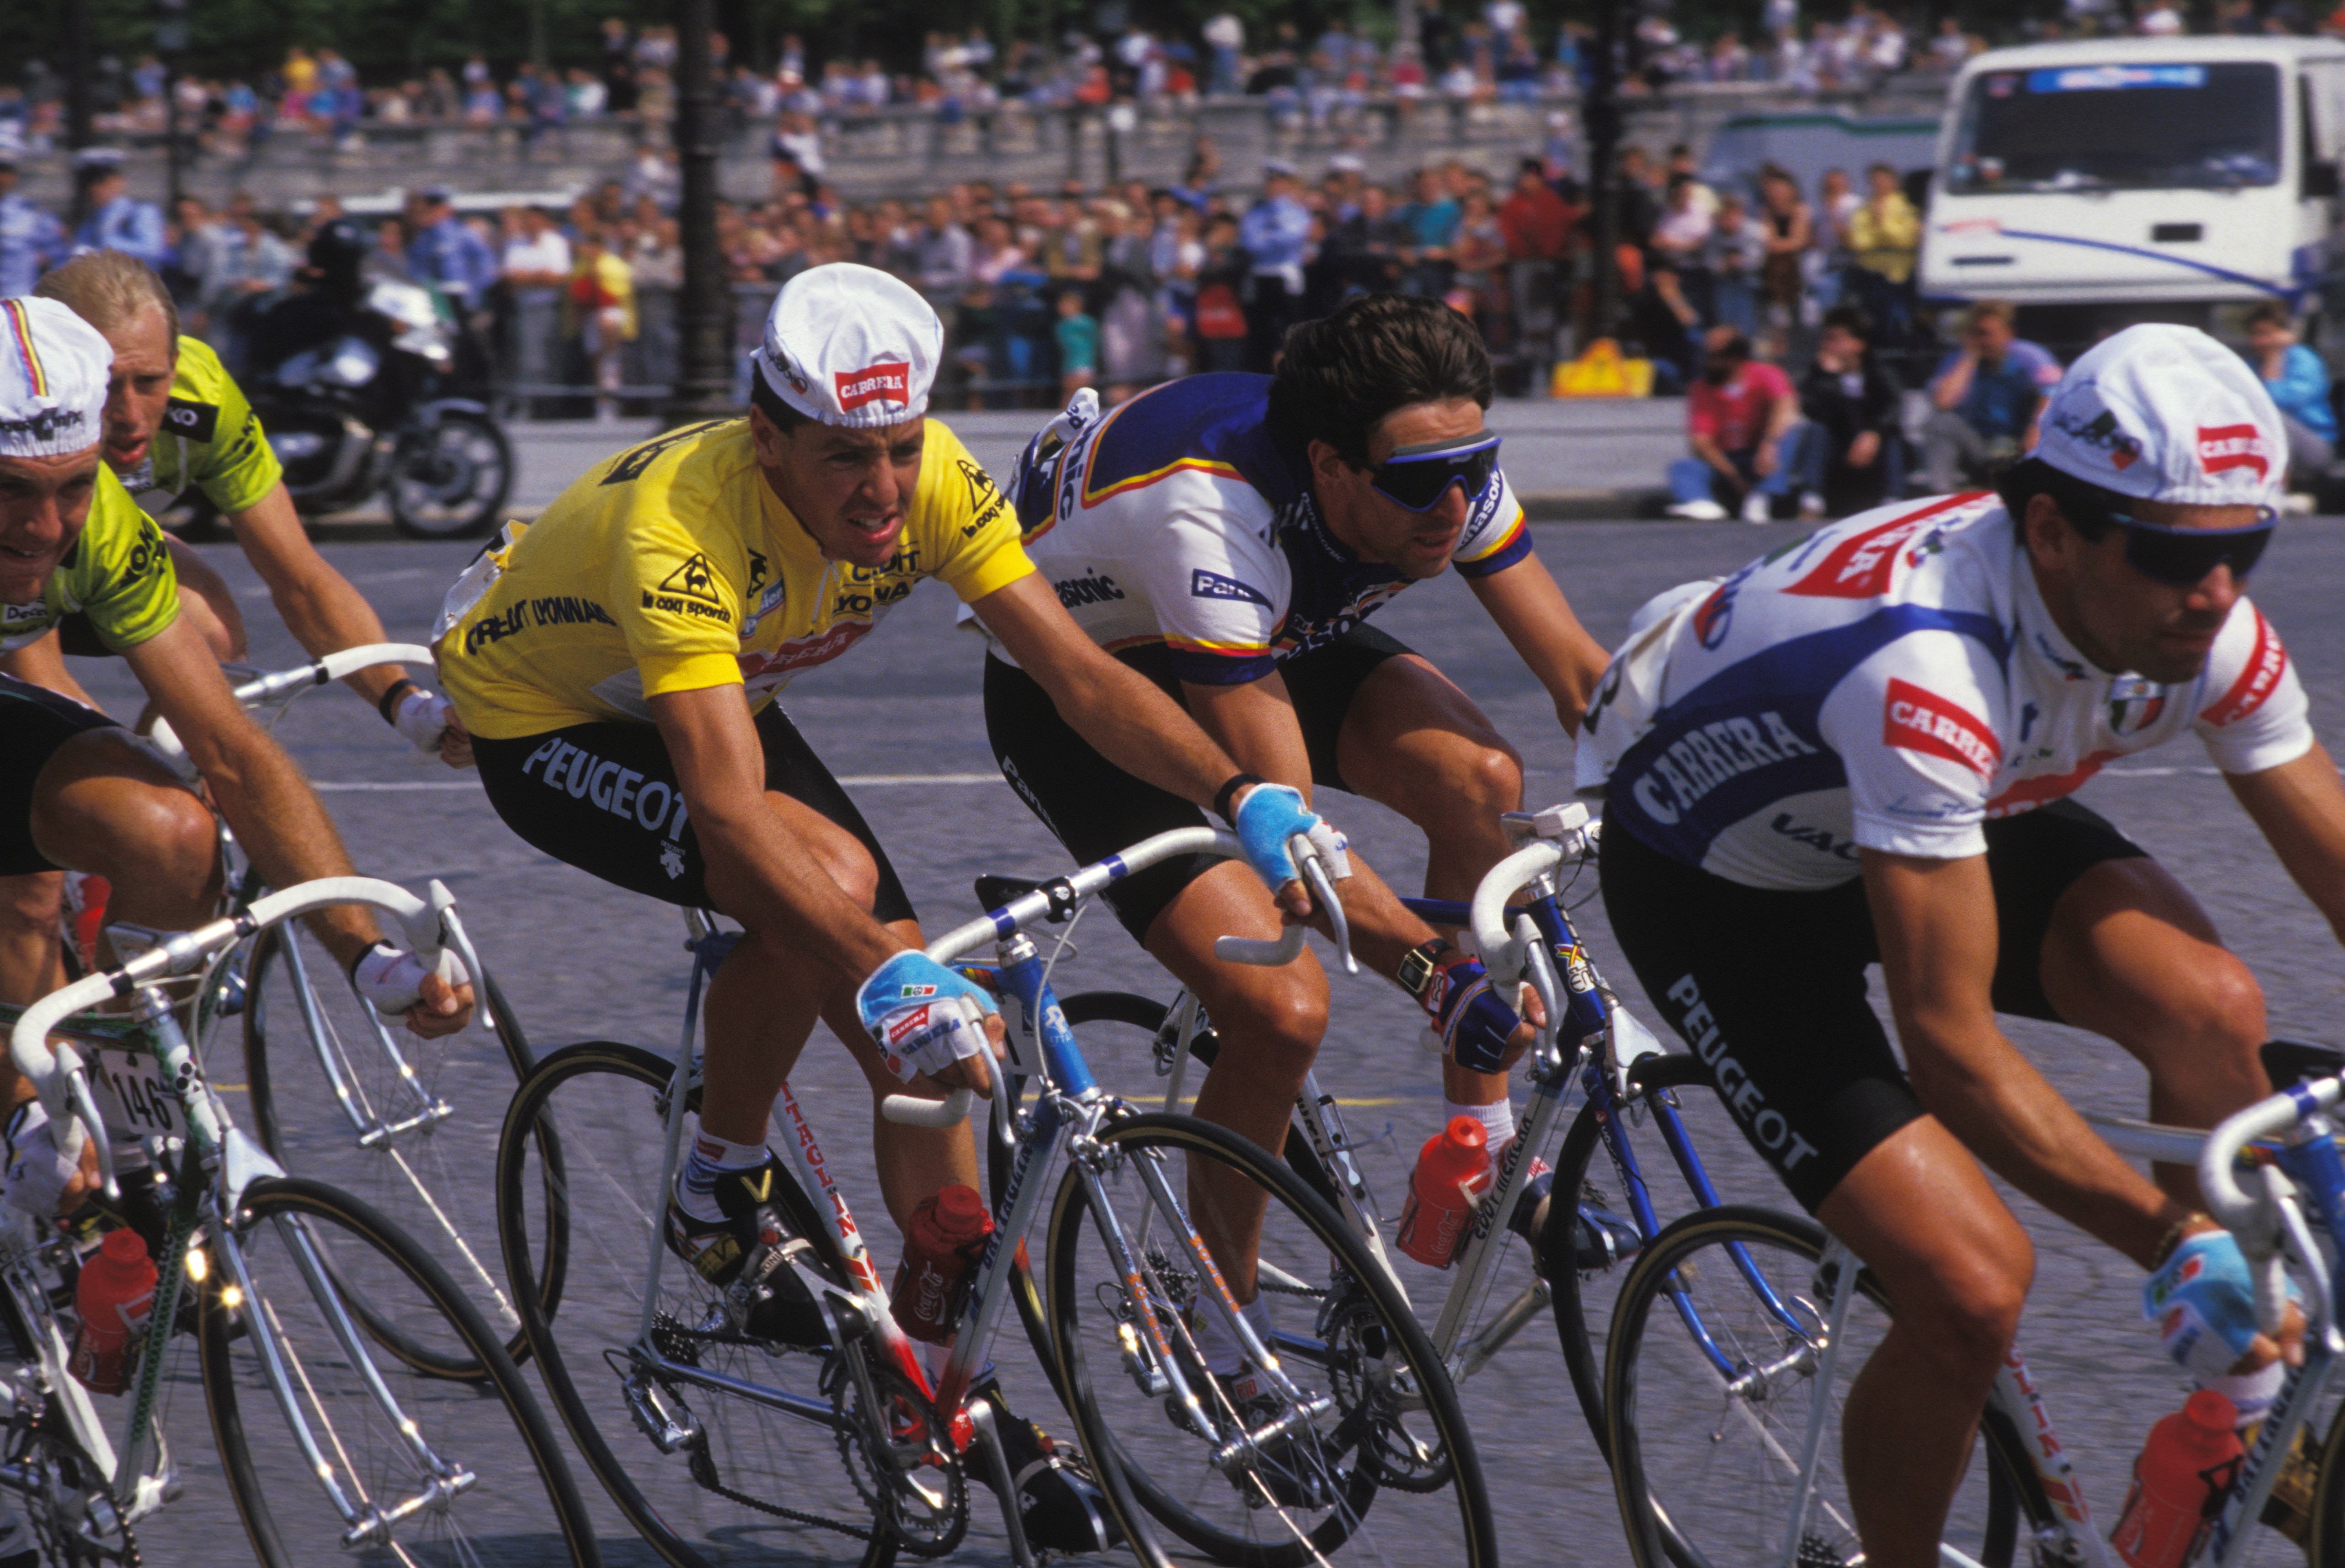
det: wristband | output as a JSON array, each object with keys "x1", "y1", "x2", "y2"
[
  {"x1": 1214, "y1": 772, "x2": 1267, "y2": 825},
  {"x1": 347, "y1": 938, "x2": 396, "y2": 983},
  {"x1": 376, "y1": 678, "x2": 419, "y2": 726},
  {"x1": 1396, "y1": 938, "x2": 1457, "y2": 999}
]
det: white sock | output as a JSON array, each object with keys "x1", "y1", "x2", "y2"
[
  {"x1": 1194, "y1": 1294, "x2": 1274, "y2": 1377},
  {"x1": 1443, "y1": 1098, "x2": 1514, "y2": 1151},
  {"x1": 2206, "y1": 1362, "x2": 2287, "y2": 1428},
  {"x1": 677, "y1": 1124, "x2": 772, "y2": 1223}
]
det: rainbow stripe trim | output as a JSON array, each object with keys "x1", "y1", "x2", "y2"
[{"x1": 2, "y1": 300, "x2": 47, "y2": 399}]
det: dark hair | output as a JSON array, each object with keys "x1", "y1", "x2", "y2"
[
  {"x1": 2246, "y1": 302, "x2": 2292, "y2": 331},
  {"x1": 1268, "y1": 293, "x2": 1492, "y2": 470},
  {"x1": 1708, "y1": 327, "x2": 1753, "y2": 361},
  {"x1": 1994, "y1": 456, "x2": 2121, "y2": 542},
  {"x1": 1819, "y1": 304, "x2": 1872, "y2": 341},
  {"x1": 749, "y1": 367, "x2": 811, "y2": 436}
]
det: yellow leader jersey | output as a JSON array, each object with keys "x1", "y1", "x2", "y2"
[
  {"x1": 435, "y1": 417, "x2": 1032, "y2": 740},
  {"x1": 1, "y1": 465, "x2": 178, "y2": 654}
]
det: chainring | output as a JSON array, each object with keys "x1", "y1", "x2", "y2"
[
  {"x1": 823, "y1": 1353, "x2": 969, "y2": 1559},
  {"x1": 1318, "y1": 1288, "x2": 1450, "y2": 1494}
]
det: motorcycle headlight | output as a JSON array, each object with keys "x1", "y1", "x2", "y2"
[
  {"x1": 268, "y1": 431, "x2": 328, "y2": 461},
  {"x1": 323, "y1": 338, "x2": 381, "y2": 387}
]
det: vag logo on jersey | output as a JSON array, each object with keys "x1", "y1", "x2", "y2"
[
  {"x1": 1055, "y1": 571, "x2": 1124, "y2": 607},
  {"x1": 1769, "y1": 812, "x2": 1859, "y2": 860},
  {"x1": 1191, "y1": 569, "x2": 1270, "y2": 607}
]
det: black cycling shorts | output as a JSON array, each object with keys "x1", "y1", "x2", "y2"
[
  {"x1": 983, "y1": 624, "x2": 1414, "y2": 941},
  {"x1": 1598, "y1": 797, "x2": 2148, "y2": 1212},
  {"x1": 0, "y1": 675, "x2": 122, "y2": 876},
  {"x1": 472, "y1": 703, "x2": 915, "y2": 923}
]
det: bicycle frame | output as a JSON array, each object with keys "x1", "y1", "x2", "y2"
[{"x1": 5, "y1": 877, "x2": 497, "y2": 1547}]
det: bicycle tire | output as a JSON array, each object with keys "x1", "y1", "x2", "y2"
[
  {"x1": 241, "y1": 923, "x2": 558, "y2": 1376},
  {"x1": 1547, "y1": 1050, "x2": 1712, "y2": 1460},
  {"x1": 200, "y1": 1174, "x2": 602, "y2": 1568},
  {"x1": 1044, "y1": 1110, "x2": 1497, "y2": 1568},
  {"x1": 1604, "y1": 1204, "x2": 2023, "y2": 1568},
  {"x1": 496, "y1": 1040, "x2": 898, "y2": 1568}
]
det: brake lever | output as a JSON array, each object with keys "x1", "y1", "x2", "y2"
[{"x1": 1296, "y1": 836, "x2": 1356, "y2": 976}]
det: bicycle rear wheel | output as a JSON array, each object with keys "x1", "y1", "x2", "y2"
[
  {"x1": 242, "y1": 922, "x2": 555, "y2": 1373},
  {"x1": 1045, "y1": 1110, "x2": 1496, "y2": 1568},
  {"x1": 1604, "y1": 1204, "x2": 2022, "y2": 1568},
  {"x1": 200, "y1": 1175, "x2": 600, "y2": 1567},
  {"x1": 496, "y1": 1040, "x2": 908, "y2": 1568}
]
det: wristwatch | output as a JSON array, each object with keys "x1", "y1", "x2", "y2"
[{"x1": 1396, "y1": 938, "x2": 1456, "y2": 999}]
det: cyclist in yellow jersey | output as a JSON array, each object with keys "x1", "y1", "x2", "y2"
[
  {"x1": 0, "y1": 295, "x2": 472, "y2": 1201},
  {"x1": 437, "y1": 264, "x2": 1359, "y2": 1548}
]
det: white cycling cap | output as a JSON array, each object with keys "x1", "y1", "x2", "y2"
[
  {"x1": 0, "y1": 296, "x2": 111, "y2": 460},
  {"x1": 2033, "y1": 321, "x2": 2285, "y2": 509},
  {"x1": 754, "y1": 262, "x2": 942, "y2": 429}
]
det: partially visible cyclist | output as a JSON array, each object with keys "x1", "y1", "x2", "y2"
[
  {"x1": 1580, "y1": 324, "x2": 2336, "y2": 1566},
  {"x1": 0, "y1": 293, "x2": 474, "y2": 1208},
  {"x1": 0, "y1": 244, "x2": 465, "y2": 1008},
  {"x1": 430, "y1": 262, "x2": 1348, "y2": 1552},
  {"x1": 987, "y1": 292, "x2": 1608, "y2": 1397}
]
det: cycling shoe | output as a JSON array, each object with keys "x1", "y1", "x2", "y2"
[
  {"x1": 663, "y1": 1157, "x2": 827, "y2": 1347},
  {"x1": 975, "y1": 1383, "x2": 1120, "y2": 1553}
]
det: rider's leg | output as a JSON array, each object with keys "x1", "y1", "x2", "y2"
[
  {"x1": 1143, "y1": 860, "x2": 1331, "y2": 1306},
  {"x1": 2035, "y1": 856, "x2": 2268, "y2": 1207},
  {"x1": 823, "y1": 973, "x2": 982, "y2": 1234},
  {"x1": 1327, "y1": 651, "x2": 1524, "y2": 1113},
  {"x1": 1816, "y1": 1123, "x2": 2034, "y2": 1568},
  {"x1": 0, "y1": 874, "x2": 66, "y2": 1007},
  {"x1": 26, "y1": 730, "x2": 220, "y2": 933},
  {"x1": 1983, "y1": 801, "x2": 2270, "y2": 1209}
]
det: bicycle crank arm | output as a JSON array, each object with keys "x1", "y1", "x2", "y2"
[{"x1": 1210, "y1": 1393, "x2": 1337, "y2": 1473}]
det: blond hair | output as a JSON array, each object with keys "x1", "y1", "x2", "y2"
[{"x1": 34, "y1": 250, "x2": 180, "y2": 344}]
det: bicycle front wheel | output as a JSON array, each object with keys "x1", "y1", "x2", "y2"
[
  {"x1": 497, "y1": 1040, "x2": 908, "y2": 1568},
  {"x1": 242, "y1": 922, "x2": 554, "y2": 1372},
  {"x1": 1605, "y1": 1204, "x2": 2022, "y2": 1568},
  {"x1": 1045, "y1": 1111, "x2": 1496, "y2": 1568},
  {"x1": 200, "y1": 1175, "x2": 601, "y2": 1567}
]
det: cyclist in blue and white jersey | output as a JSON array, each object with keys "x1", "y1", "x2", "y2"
[
  {"x1": 990, "y1": 293, "x2": 1610, "y2": 1393},
  {"x1": 1581, "y1": 324, "x2": 2344, "y2": 1563}
]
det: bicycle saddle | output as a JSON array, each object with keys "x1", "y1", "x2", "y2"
[{"x1": 2261, "y1": 1037, "x2": 2345, "y2": 1091}]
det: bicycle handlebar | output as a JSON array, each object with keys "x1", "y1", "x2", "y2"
[
  {"x1": 1470, "y1": 841, "x2": 1566, "y2": 989},
  {"x1": 9, "y1": 876, "x2": 458, "y2": 1197},
  {"x1": 1213, "y1": 836, "x2": 1354, "y2": 973},
  {"x1": 875, "y1": 825, "x2": 1352, "y2": 1127},
  {"x1": 2199, "y1": 1074, "x2": 2343, "y2": 1334},
  {"x1": 149, "y1": 643, "x2": 441, "y2": 769}
]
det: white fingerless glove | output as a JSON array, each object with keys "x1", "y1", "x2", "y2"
[
  {"x1": 392, "y1": 689, "x2": 456, "y2": 755},
  {"x1": 855, "y1": 952, "x2": 997, "y2": 1083},
  {"x1": 351, "y1": 941, "x2": 469, "y2": 1019},
  {"x1": 3, "y1": 1102, "x2": 82, "y2": 1219}
]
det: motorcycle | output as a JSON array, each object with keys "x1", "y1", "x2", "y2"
[{"x1": 193, "y1": 280, "x2": 513, "y2": 541}]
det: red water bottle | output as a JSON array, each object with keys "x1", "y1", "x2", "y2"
[
  {"x1": 70, "y1": 1229, "x2": 158, "y2": 1396},
  {"x1": 891, "y1": 1184, "x2": 993, "y2": 1344},
  {"x1": 2112, "y1": 1389, "x2": 2244, "y2": 1568},
  {"x1": 1396, "y1": 1116, "x2": 1495, "y2": 1267}
]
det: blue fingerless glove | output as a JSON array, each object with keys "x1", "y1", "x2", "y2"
[
  {"x1": 1232, "y1": 782, "x2": 1351, "y2": 895},
  {"x1": 1405, "y1": 945, "x2": 1521, "y2": 1076},
  {"x1": 2143, "y1": 1228, "x2": 2297, "y2": 1379},
  {"x1": 855, "y1": 952, "x2": 1000, "y2": 1083}
]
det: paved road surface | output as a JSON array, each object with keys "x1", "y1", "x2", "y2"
[{"x1": 61, "y1": 510, "x2": 2345, "y2": 1565}]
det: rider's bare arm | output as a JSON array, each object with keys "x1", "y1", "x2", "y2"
[
  {"x1": 0, "y1": 631, "x2": 100, "y2": 710},
  {"x1": 2225, "y1": 742, "x2": 2345, "y2": 941},
  {"x1": 224, "y1": 482, "x2": 473, "y2": 766},
  {"x1": 120, "y1": 615, "x2": 473, "y2": 1036},
  {"x1": 159, "y1": 537, "x2": 245, "y2": 661},
  {"x1": 1463, "y1": 553, "x2": 1610, "y2": 734},
  {"x1": 1864, "y1": 846, "x2": 2188, "y2": 1267},
  {"x1": 651, "y1": 681, "x2": 906, "y2": 983}
]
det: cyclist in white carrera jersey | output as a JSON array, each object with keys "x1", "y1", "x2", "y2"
[
  {"x1": 1583, "y1": 324, "x2": 2340, "y2": 1564},
  {"x1": 990, "y1": 295, "x2": 1609, "y2": 1380}
]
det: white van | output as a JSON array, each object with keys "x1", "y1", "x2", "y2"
[{"x1": 1918, "y1": 37, "x2": 2345, "y2": 336}]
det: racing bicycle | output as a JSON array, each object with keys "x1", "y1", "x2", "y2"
[
  {"x1": 492, "y1": 825, "x2": 1498, "y2": 1568},
  {"x1": 1, "y1": 876, "x2": 598, "y2": 1566},
  {"x1": 1601, "y1": 1038, "x2": 2345, "y2": 1568}
]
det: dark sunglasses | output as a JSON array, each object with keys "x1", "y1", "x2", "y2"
[
  {"x1": 2100, "y1": 508, "x2": 2278, "y2": 586},
  {"x1": 1365, "y1": 431, "x2": 1503, "y2": 512}
]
